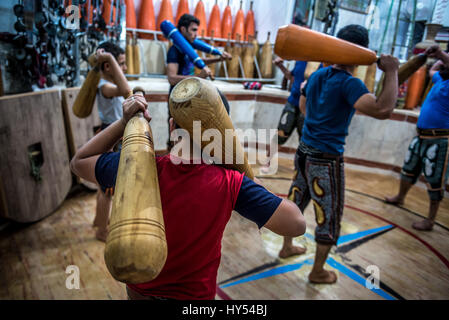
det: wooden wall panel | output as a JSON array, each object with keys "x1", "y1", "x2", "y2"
[
  {"x1": 61, "y1": 87, "x2": 102, "y2": 190},
  {"x1": 0, "y1": 90, "x2": 72, "y2": 222}
]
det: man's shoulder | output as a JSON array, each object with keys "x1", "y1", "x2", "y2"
[
  {"x1": 156, "y1": 155, "x2": 243, "y2": 179},
  {"x1": 308, "y1": 66, "x2": 329, "y2": 81}
]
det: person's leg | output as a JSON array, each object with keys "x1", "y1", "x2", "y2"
[
  {"x1": 386, "y1": 136, "x2": 422, "y2": 205},
  {"x1": 412, "y1": 137, "x2": 449, "y2": 231},
  {"x1": 279, "y1": 236, "x2": 307, "y2": 258},
  {"x1": 307, "y1": 156, "x2": 343, "y2": 284},
  {"x1": 309, "y1": 243, "x2": 337, "y2": 284},
  {"x1": 94, "y1": 189, "x2": 112, "y2": 242},
  {"x1": 385, "y1": 179, "x2": 413, "y2": 205},
  {"x1": 279, "y1": 149, "x2": 310, "y2": 258},
  {"x1": 412, "y1": 200, "x2": 439, "y2": 231}
]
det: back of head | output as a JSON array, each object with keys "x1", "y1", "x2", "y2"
[
  {"x1": 336, "y1": 24, "x2": 369, "y2": 48},
  {"x1": 96, "y1": 41, "x2": 125, "y2": 69},
  {"x1": 177, "y1": 13, "x2": 200, "y2": 30},
  {"x1": 97, "y1": 41, "x2": 125, "y2": 59}
]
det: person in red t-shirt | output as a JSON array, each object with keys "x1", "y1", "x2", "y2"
[{"x1": 70, "y1": 93, "x2": 306, "y2": 300}]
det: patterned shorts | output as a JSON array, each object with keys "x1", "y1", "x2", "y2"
[
  {"x1": 288, "y1": 142, "x2": 344, "y2": 245},
  {"x1": 277, "y1": 101, "x2": 305, "y2": 145},
  {"x1": 401, "y1": 135, "x2": 449, "y2": 201}
]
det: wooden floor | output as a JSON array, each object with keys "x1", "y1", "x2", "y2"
[{"x1": 1, "y1": 157, "x2": 448, "y2": 300}]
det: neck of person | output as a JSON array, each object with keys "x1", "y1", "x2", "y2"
[
  {"x1": 171, "y1": 138, "x2": 203, "y2": 162},
  {"x1": 332, "y1": 64, "x2": 356, "y2": 75}
]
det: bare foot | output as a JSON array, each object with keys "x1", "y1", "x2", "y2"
[
  {"x1": 95, "y1": 228, "x2": 108, "y2": 242},
  {"x1": 412, "y1": 219, "x2": 434, "y2": 231},
  {"x1": 260, "y1": 163, "x2": 271, "y2": 174},
  {"x1": 279, "y1": 245, "x2": 307, "y2": 258},
  {"x1": 308, "y1": 269, "x2": 337, "y2": 284},
  {"x1": 385, "y1": 195, "x2": 404, "y2": 206}
]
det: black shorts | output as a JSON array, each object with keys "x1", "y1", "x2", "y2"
[{"x1": 277, "y1": 102, "x2": 304, "y2": 145}]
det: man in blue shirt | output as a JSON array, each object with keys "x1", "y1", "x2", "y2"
[
  {"x1": 273, "y1": 59, "x2": 308, "y2": 144},
  {"x1": 280, "y1": 25, "x2": 399, "y2": 284},
  {"x1": 386, "y1": 45, "x2": 449, "y2": 231}
]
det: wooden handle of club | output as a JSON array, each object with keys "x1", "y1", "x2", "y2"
[
  {"x1": 104, "y1": 86, "x2": 167, "y2": 284},
  {"x1": 398, "y1": 54, "x2": 427, "y2": 85}
]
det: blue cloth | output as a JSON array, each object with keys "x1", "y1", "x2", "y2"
[
  {"x1": 302, "y1": 66, "x2": 369, "y2": 155},
  {"x1": 94, "y1": 153, "x2": 282, "y2": 229},
  {"x1": 287, "y1": 61, "x2": 307, "y2": 107},
  {"x1": 167, "y1": 45, "x2": 195, "y2": 77},
  {"x1": 417, "y1": 72, "x2": 449, "y2": 129}
]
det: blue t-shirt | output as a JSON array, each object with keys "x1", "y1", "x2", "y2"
[
  {"x1": 95, "y1": 152, "x2": 282, "y2": 228},
  {"x1": 302, "y1": 66, "x2": 369, "y2": 155},
  {"x1": 167, "y1": 45, "x2": 195, "y2": 77},
  {"x1": 287, "y1": 61, "x2": 307, "y2": 107},
  {"x1": 417, "y1": 72, "x2": 449, "y2": 129}
]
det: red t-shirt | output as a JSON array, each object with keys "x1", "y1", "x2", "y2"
[{"x1": 127, "y1": 155, "x2": 244, "y2": 299}]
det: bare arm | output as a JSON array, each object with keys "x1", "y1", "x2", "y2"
[
  {"x1": 426, "y1": 45, "x2": 449, "y2": 78},
  {"x1": 203, "y1": 51, "x2": 232, "y2": 65},
  {"x1": 263, "y1": 199, "x2": 306, "y2": 237},
  {"x1": 252, "y1": 177, "x2": 306, "y2": 237},
  {"x1": 167, "y1": 63, "x2": 213, "y2": 87},
  {"x1": 354, "y1": 54, "x2": 399, "y2": 120},
  {"x1": 70, "y1": 94, "x2": 150, "y2": 184},
  {"x1": 167, "y1": 63, "x2": 189, "y2": 86},
  {"x1": 97, "y1": 49, "x2": 130, "y2": 98},
  {"x1": 429, "y1": 60, "x2": 444, "y2": 78},
  {"x1": 273, "y1": 57, "x2": 293, "y2": 81},
  {"x1": 203, "y1": 57, "x2": 223, "y2": 65}
]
